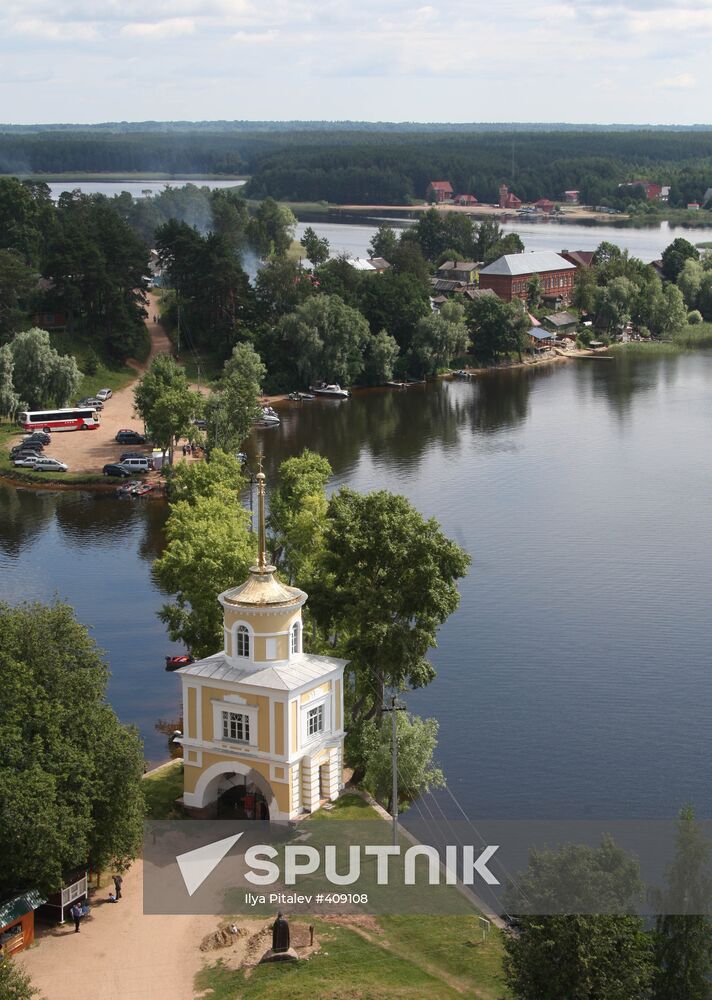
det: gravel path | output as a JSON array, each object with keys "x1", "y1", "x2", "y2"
[{"x1": 18, "y1": 859, "x2": 216, "y2": 1000}]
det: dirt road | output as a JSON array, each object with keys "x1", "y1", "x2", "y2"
[
  {"x1": 18, "y1": 860, "x2": 216, "y2": 1000},
  {"x1": 17, "y1": 294, "x2": 172, "y2": 474}
]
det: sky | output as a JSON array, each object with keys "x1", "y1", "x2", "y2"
[{"x1": 0, "y1": 0, "x2": 711, "y2": 125}]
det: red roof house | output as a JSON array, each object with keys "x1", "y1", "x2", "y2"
[
  {"x1": 454, "y1": 193, "x2": 478, "y2": 206},
  {"x1": 426, "y1": 181, "x2": 454, "y2": 203},
  {"x1": 534, "y1": 198, "x2": 555, "y2": 214},
  {"x1": 499, "y1": 184, "x2": 522, "y2": 209}
]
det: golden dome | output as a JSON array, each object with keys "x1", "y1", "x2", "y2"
[{"x1": 223, "y1": 567, "x2": 306, "y2": 608}]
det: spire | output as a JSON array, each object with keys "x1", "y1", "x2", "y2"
[
  {"x1": 220, "y1": 452, "x2": 306, "y2": 609},
  {"x1": 256, "y1": 453, "x2": 268, "y2": 573}
]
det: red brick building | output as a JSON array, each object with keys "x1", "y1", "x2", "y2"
[
  {"x1": 454, "y1": 193, "x2": 478, "y2": 206},
  {"x1": 426, "y1": 180, "x2": 453, "y2": 203},
  {"x1": 534, "y1": 198, "x2": 555, "y2": 214},
  {"x1": 478, "y1": 251, "x2": 577, "y2": 304},
  {"x1": 499, "y1": 184, "x2": 522, "y2": 209}
]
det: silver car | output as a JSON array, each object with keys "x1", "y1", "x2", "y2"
[
  {"x1": 96, "y1": 388, "x2": 113, "y2": 401},
  {"x1": 32, "y1": 457, "x2": 68, "y2": 472}
]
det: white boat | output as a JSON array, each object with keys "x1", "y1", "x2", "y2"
[
  {"x1": 310, "y1": 383, "x2": 350, "y2": 398},
  {"x1": 254, "y1": 406, "x2": 280, "y2": 427}
]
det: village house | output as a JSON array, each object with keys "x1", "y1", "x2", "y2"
[
  {"x1": 426, "y1": 180, "x2": 453, "y2": 203},
  {"x1": 478, "y1": 251, "x2": 577, "y2": 304},
  {"x1": 543, "y1": 311, "x2": 579, "y2": 337},
  {"x1": 561, "y1": 250, "x2": 595, "y2": 269},
  {"x1": 453, "y1": 193, "x2": 478, "y2": 206},
  {"x1": 499, "y1": 184, "x2": 522, "y2": 209},
  {"x1": 437, "y1": 260, "x2": 479, "y2": 283},
  {"x1": 368, "y1": 257, "x2": 391, "y2": 273},
  {"x1": 563, "y1": 190, "x2": 580, "y2": 204},
  {"x1": 534, "y1": 198, "x2": 555, "y2": 215},
  {"x1": 175, "y1": 466, "x2": 346, "y2": 821},
  {"x1": 618, "y1": 179, "x2": 666, "y2": 201}
]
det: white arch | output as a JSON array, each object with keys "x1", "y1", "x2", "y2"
[
  {"x1": 187, "y1": 758, "x2": 277, "y2": 814},
  {"x1": 229, "y1": 619, "x2": 253, "y2": 662}
]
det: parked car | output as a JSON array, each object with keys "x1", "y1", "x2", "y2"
[
  {"x1": 11, "y1": 442, "x2": 44, "y2": 455},
  {"x1": 120, "y1": 451, "x2": 147, "y2": 461},
  {"x1": 77, "y1": 397, "x2": 103, "y2": 410},
  {"x1": 192, "y1": 418, "x2": 207, "y2": 430},
  {"x1": 120, "y1": 457, "x2": 151, "y2": 473},
  {"x1": 115, "y1": 430, "x2": 146, "y2": 444},
  {"x1": 32, "y1": 457, "x2": 68, "y2": 472},
  {"x1": 95, "y1": 388, "x2": 113, "y2": 401},
  {"x1": 22, "y1": 431, "x2": 51, "y2": 445},
  {"x1": 13, "y1": 455, "x2": 43, "y2": 467},
  {"x1": 103, "y1": 463, "x2": 132, "y2": 478}
]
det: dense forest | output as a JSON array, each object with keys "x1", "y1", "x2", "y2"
[{"x1": 2, "y1": 127, "x2": 712, "y2": 208}]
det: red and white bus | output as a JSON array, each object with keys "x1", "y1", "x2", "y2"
[{"x1": 17, "y1": 408, "x2": 100, "y2": 432}]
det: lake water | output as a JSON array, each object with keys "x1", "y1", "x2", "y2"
[
  {"x1": 3, "y1": 352, "x2": 712, "y2": 822},
  {"x1": 295, "y1": 217, "x2": 712, "y2": 263}
]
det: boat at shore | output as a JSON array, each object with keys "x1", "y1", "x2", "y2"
[
  {"x1": 310, "y1": 383, "x2": 351, "y2": 398},
  {"x1": 254, "y1": 406, "x2": 281, "y2": 427},
  {"x1": 288, "y1": 391, "x2": 315, "y2": 401}
]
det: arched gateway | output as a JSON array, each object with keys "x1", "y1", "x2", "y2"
[{"x1": 174, "y1": 462, "x2": 346, "y2": 822}]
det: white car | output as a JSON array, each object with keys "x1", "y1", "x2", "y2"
[
  {"x1": 95, "y1": 388, "x2": 113, "y2": 401},
  {"x1": 32, "y1": 457, "x2": 68, "y2": 472},
  {"x1": 13, "y1": 455, "x2": 42, "y2": 467}
]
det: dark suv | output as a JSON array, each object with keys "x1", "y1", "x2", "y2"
[{"x1": 115, "y1": 430, "x2": 146, "y2": 444}]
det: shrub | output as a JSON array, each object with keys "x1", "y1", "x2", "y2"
[{"x1": 688, "y1": 309, "x2": 703, "y2": 325}]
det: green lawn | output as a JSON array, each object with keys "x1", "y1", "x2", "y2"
[
  {"x1": 142, "y1": 760, "x2": 185, "y2": 820},
  {"x1": 49, "y1": 329, "x2": 147, "y2": 397},
  {"x1": 196, "y1": 916, "x2": 509, "y2": 1000},
  {"x1": 310, "y1": 793, "x2": 380, "y2": 821}
]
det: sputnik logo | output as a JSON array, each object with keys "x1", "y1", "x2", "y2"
[{"x1": 176, "y1": 833, "x2": 244, "y2": 896}]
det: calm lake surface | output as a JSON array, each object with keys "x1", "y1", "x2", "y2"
[{"x1": 3, "y1": 352, "x2": 712, "y2": 820}]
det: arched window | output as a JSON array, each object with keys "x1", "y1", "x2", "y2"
[
  {"x1": 236, "y1": 625, "x2": 250, "y2": 658},
  {"x1": 290, "y1": 621, "x2": 300, "y2": 655}
]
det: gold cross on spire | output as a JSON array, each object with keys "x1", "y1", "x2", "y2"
[{"x1": 256, "y1": 453, "x2": 267, "y2": 572}]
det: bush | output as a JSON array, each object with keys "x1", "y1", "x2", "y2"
[{"x1": 688, "y1": 309, "x2": 703, "y2": 325}]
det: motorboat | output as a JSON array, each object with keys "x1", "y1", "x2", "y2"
[
  {"x1": 254, "y1": 406, "x2": 281, "y2": 427},
  {"x1": 116, "y1": 479, "x2": 141, "y2": 496},
  {"x1": 288, "y1": 392, "x2": 316, "y2": 401},
  {"x1": 385, "y1": 380, "x2": 407, "y2": 389},
  {"x1": 132, "y1": 483, "x2": 154, "y2": 497},
  {"x1": 310, "y1": 383, "x2": 350, "y2": 398},
  {"x1": 165, "y1": 654, "x2": 194, "y2": 672}
]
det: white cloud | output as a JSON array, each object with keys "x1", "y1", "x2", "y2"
[
  {"x1": 658, "y1": 71, "x2": 696, "y2": 88},
  {"x1": 230, "y1": 30, "x2": 277, "y2": 44},
  {"x1": 120, "y1": 18, "x2": 195, "y2": 39},
  {"x1": 10, "y1": 17, "x2": 98, "y2": 40}
]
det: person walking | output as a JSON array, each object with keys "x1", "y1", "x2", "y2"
[
  {"x1": 70, "y1": 901, "x2": 82, "y2": 933},
  {"x1": 112, "y1": 874, "x2": 123, "y2": 900}
]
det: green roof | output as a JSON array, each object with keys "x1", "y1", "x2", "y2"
[{"x1": 0, "y1": 890, "x2": 46, "y2": 928}]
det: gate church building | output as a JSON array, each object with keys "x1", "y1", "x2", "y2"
[{"x1": 175, "y1": 467, "x2": 346, "y2": 821}]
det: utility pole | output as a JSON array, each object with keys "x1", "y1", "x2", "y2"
[{"x1": 383, "y1": 694, "x2": 406, "y2": 846}]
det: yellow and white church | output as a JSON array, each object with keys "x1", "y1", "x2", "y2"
[{"x1": 175, "y1": 465, "x2": 346, "y2": 821}]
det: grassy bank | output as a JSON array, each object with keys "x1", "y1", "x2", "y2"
[
  {"x1": 142, "y1": 760, "x2": 185, "y2": 820},
  {"x1": 610, "y1": 322, "x2": 712, "y2": 355},
  {"x1": 49, "y1": 329, "x2": 147, "y2": 396}
]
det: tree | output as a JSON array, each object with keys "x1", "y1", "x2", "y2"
[
  {"x1": 0, "y1": 957, "x2": 40, "y2": 1000},
  {"x1": 0, "y1": 250, "x2": 36, "y2": 343},
  {"x1": 358, "y1": 270, "x2": 430, "y2": 353},
  {"x1": 308, "y1": 488, "x2": 470, "y2": 722},
  {"x1": 652, "y1": 806, "x2": 712, "y2": 1000},
  {"x1": 363, "y1": 328, "x2": 400, "y2": 385},
  {"x1": 8, "y1": 327, "x2": 82, "y2": 409},
  {"x1": 278, "y1": 294, "x2": 371, "y2": 387},
  {"x1": 369, "y1": 225, "x2": 399, "y2": 261},
  {"x1": 483, "y1": 232, "x2": 525, "y2": 265},
  {"x1": 268, "y1": 449, "x2": 332, "y2": 584},
  {"x1": 410, "y1": 303, "x2": 469, "y2": 376},
  {"x1": 210, "y1": 188, "x2": 249, "y2": 255},
  {"x1": 205, "y1": 342, "x2": 265, "y2": 453},
  {"x1": 300, "y1": 226, "x2": 330, "y2": 267},
  {"x1": 0, "y1": 343, "x2": 20, "y2": 418},
  {"x1": 662, "y1": 239, "x2": 700, "y2": 283},
  {"x1": 526, "y1": 274, "x2": 543, "y2": 310},
  {"x1": 248, "y1": 198, "x2": 296, "y2": 257},
  {"x1": 467, "y1": 295, "x2": 529, "y2": 363},
  {"x1": 153, "y1": 493, "x2": 255, "y2": 656},
  {"x1": 255, "y1": 255, "x2": 315, "y2": 323},
  {"x1": 165, "y1": 448, "x2": 246, "y2": 505},
  {"x1": 360, "y1": 712, "x2": 444, "y2": 811},
  {"x1": 134, "y1": 355, "x2": 202, "y2": 463},
  {"x1": 677, "y1": 259, "x2": 704, "y2": 309},
  {"x1": 504, "y1": 839, "x2": 653, "y2": 1000},
  {"x1": 0, "y1": 601, "x2": 145, "y2": 898}
]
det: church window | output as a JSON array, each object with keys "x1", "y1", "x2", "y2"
[
  {"x1": 307, "y1": 704, "x2": 324, "y2": 737},
  {"x1": 222, "y1": 711, "x2": 250, "y2": 742},
  {"x1": 236, "y1": 625, "x2": 250, "y2": 657},
  {"x1": 290, "y1": 621, "x2": 300, "y2": 654}
]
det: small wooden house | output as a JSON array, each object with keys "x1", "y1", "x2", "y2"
[{"x1": 0, "y1": 890, "x2": 45, "y2": 956}]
